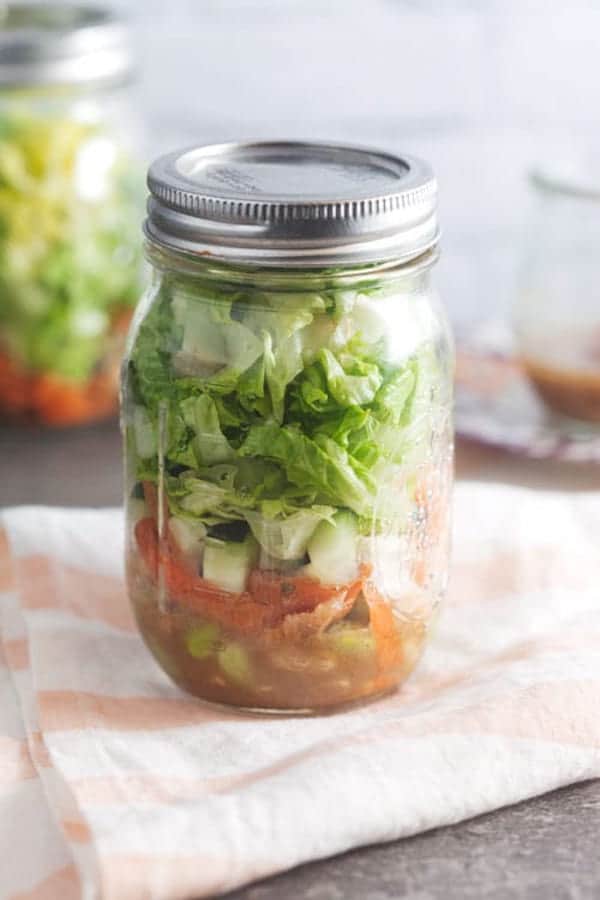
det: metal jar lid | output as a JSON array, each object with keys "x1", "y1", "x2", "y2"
[
  {"x1": 146, "y1": 141, "x2": 439, "y2": 267},
  {"x1": 0, "y1": 4, "x2": 134, "y2": 89}
]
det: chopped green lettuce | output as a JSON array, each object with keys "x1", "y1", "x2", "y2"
[
  {"x1": 0, "y1": 109, "x2": 142, "y2": 381},
  {"x1": 180, "y1": 394, "x2": 234, "y2": 466},
  {"x1": 240, "y1": 423, "x2": 375, "y2": 516},
  {"x1": 318, "y1": 347, "x2": 382, "y2": 407},
  {"x1": 126, "y1": 264, "x2": 445, "y2": 564}
]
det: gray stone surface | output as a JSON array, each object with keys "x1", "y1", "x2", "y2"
[
  {"x1": 225, "y1": 781, "x2": 600, "y2": 900},
  {"x1": 0, "y1": 421, "x2": 123, "y2": 508},
  {"x1": 1, "y1": 425, "x2": 599, "y2": 898}
]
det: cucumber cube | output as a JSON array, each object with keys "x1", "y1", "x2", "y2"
[{"x1": 203, "y1": 535, "x2": 259, "y2": 593}]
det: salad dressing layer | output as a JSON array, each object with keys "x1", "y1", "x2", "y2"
[
  {"x1": 523, "y1": 358, "x2": 600, "y2": 423},
  {"x1": 520, "y1": 328, "x2": 600, "y2": 423}
]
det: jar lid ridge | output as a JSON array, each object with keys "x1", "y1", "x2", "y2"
[{"x1": 146, "y1": 141, "x2": 439, "y2": 267}]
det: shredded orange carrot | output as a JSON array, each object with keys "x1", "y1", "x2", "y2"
[{"x1": 363, "y1": 581, "x2": 404, "y2": 673}]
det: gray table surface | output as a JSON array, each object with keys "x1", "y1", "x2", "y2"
[{"x1": 1, "y1": 420, "x2": 599, "y2": 899}]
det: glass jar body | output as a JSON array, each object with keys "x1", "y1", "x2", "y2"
[
  {"x1": 0, "y1": 82, "x2": 143, "y2": 426},
  {"x1": 515, "y1": 182, "x2": 600, "y2": 424},
  {"x1": 122, "y1": 247, "x2": 453, "y2": 713}
]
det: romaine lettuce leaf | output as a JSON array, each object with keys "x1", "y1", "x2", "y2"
[
  {"x1": 318, "y1": 347, "x2": 382, "y2": 407},
  {"x1": 239, "y1": 422, "x2": 375, "y2": 516},
  {"x1": 243, "y1": 302, "x2": 314, "y2": 422},
  {"x1": 129, "y1": 287, "x2": 176, "y2": 411},
  {"x1": 374, "y1": 366, "x2": 416, "y2": 424},
  {"x1": 180, "y1": 394, "x2": 234, "y2": 466},
  {"x1": 128, "y1": 263, "x2": 445, "y2": 555},
  {"x1": 237, "y1": 349, "x2": 270, "y2": 417}
]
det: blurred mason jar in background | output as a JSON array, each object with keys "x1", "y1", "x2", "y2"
[
  {"x1": 0, "y1": 3, "x2": 144, "y2": 427},
  {"x1": 514, "y1": 157, "x2": 600, "y2": 427}
]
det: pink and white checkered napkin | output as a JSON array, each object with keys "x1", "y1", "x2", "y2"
[{"x1": 1, "y1": 483, "x2": 600, "y2": 900}]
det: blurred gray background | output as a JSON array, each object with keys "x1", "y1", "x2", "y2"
[{"x1": 107, "y1": 0, "x2": 600, "y2": 332}]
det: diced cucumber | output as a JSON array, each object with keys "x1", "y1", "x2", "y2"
[
  {"x1": 327, "y1": 624, "x2": 376, "y2": 657},
  {"x1": 218, "y1": 642, "x2": 252, "y2": 685},
  {"x1": 185, "y1": 622, "x2": 221, "y2": 660},
  {"x1": 246, "y1": 507, "x2": 330, "y2": 561},
  {"x1": 169, "y1": 516, "x2": 206, "y2": 562},
  {"x1": 258, "y1": 550, "x2": 305, "y2": 572},
  {"x1": 306, "y1": 511, "x2": 359, "y2": 585},
  {"x1": 202, "y1": 535, "x2": 259, "y2": 593},
  {"x1": 132, "y1": 405, "x2": 156, "y2": 459}
]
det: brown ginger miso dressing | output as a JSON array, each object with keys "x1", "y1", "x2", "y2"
[{"x1": 522, "y1": 358, "x2": 600, "y2": 423}]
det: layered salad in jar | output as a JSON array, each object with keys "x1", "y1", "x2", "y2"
[
  {"x1": 0, "y1": 110, "x2": 141, "y2": 425},
  {"x1": 123, "y1": 257, "x2": 453, "y2": 712}
]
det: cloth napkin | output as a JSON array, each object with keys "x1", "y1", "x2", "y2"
[{"x1": 1, "y1": 482, "x2": 600, "y2": 900}]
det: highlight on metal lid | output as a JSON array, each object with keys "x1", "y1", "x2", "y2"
[
  {"x1": 0, "y1": 3, "x2": 134, "y2": 88},
  {"x1": 146, "y1": 141, "x2": 439, "y2": 267}
]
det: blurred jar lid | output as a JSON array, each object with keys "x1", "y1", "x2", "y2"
[
  {"x1": 0, "y1": 3, "x2": 134, "y2": 88},
  {"x1": 531, "y1": 148, "x2": 600, "y2": 202},
  {"x1": 146, "y1": 140, "x2": 439, "y2": 267}
]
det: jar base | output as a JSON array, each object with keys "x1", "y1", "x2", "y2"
[{"x1": 176, "y1": 684, "x2": 399, "y2": 718}]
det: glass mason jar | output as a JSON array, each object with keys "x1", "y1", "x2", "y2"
[
  {"x1": 0, "y1": 4, "x2": 143, "y2": 426},
  {"x1": 514, "y1": 163, "x2": 600, "y2": 425},
  {"x1": 122, "y1": 142, "x2": 454, "y2": 713}
]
